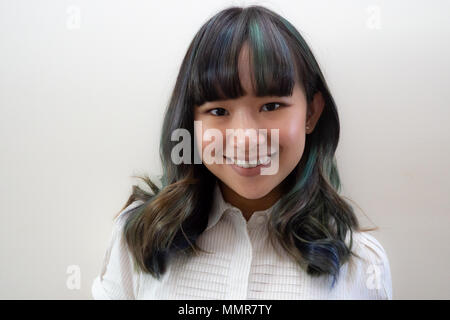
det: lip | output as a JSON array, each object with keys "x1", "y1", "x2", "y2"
[{"x1": 224, "y1": 153, "x2": 276, "y2": 177}]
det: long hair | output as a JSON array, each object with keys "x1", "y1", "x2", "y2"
[{"x1": 115, "y1": 5, "x2": 377, "y2": 288}]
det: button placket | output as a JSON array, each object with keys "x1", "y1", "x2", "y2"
[
  {"x1": 224, "y1": 209, "x2": 253, "y2": 299},
  {"x1": 247, "y1": 213, "x2": 266, "y2": 229},
  {"x1": 247, "y1": 213, "x2": 267, "y2": 253}
]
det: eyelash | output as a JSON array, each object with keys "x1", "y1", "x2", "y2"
[{"x1": 206, "y1": 102, "x2": 286, "y2": 116}]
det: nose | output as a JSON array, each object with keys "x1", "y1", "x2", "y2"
[{"x1": 224, "y1": 111, "x2": 268, "y2": 159}]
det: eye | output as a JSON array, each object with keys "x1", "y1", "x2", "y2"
[
  {"x1": 261, "y1": 102, "x2": 285, "y2": 112},
  {"x1": 206, "y1": 102, "x2": 286, "y2": 116},
  {"x1": 207, "y1": 108, "x2": 229, "y2": 116}
]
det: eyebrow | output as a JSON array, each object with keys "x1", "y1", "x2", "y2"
[{"x1": 197, "y1": 96, "x2": 292, "y2": 108}]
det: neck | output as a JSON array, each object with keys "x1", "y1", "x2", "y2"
[{"x1": 219, "y1": 181, "x2": 282, "y2": 221}]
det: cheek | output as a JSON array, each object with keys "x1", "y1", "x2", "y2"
[
  {"x1": 194, "y1": 126, "x2": 203, "y2": 153},
  {"x1": 285, "y1": 118, "x2": 305, "y2": 143},
  {"x1": 194, "y1": 121, "x2": 224, "y2": 164},
  {"x1": 279, "y1": 111, "x2": 306, "y2": 162}
]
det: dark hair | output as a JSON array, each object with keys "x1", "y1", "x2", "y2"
[{"x1": 116, "y1": 5, "x2": 377, "y2": 288}]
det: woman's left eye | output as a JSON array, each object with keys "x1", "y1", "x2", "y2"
[{"x1": 261, "y1": 102, "x2": 285, "y2": 112}]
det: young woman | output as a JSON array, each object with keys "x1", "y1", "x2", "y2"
[{"x1": 92, "y1": 5, "x2": 392, "y2": 300}]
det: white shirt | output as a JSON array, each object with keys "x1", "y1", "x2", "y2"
[{"x1": 92, "y1": 182, "x2": 393, "y2": 299}]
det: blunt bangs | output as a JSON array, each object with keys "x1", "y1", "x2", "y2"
[{"x1": 186, "y1": 7, "x2": 306, "y2": 107}]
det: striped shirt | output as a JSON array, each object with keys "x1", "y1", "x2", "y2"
[{"x1": 91, "y1": 182, "x2": 393, "y2": 299}]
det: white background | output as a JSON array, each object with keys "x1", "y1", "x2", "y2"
[{"x1": 0, "y1": 0, "x2": 449, "y2": 299}]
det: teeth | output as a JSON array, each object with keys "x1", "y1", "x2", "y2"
[{"x1": 226, "y1": 156, "x2": 271, "y2": 168}]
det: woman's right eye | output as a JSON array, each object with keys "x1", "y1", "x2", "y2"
[{"x1": 208, "y1": 108, "x2": 228, "y2": 116}]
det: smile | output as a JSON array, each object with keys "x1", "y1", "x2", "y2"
[{"x1": 223, "y1": 152, "x2": 276, "y2": 168}]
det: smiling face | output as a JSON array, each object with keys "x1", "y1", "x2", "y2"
[{"x1": 193, "y1": 42, "x2": 323, "y2": 212}]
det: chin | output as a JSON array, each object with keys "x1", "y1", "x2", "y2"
[{"x1": 230, "y1": 182, "x2": 275, "y2": 200}]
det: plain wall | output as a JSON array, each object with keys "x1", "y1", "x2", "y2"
[{"x1": 0, "y1": 0, "x2": 449, "y2": 299}]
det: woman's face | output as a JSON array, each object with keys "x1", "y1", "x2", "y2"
[{"x1": 193, "y1": 44, "x2": 322, "y2": 201}]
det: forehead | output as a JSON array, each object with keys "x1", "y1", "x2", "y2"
[
  {"x1": 237, "y1": 43, "x2": 254, "y2": 96},
  {"x1": 234, "y1": 43, "x2": 302, "y2": 99}
]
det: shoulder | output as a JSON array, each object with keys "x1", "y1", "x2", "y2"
[
  {"x1": 114, "y1": 200, "x2": 146, "y2": 226},
  {"x1": 352, "y1": 231, "x2": 389, "y2": 264},
  {"x1": 347, "y1": 230, "x2": 393, "y2": 299},
  {"x1": 109, "y1": 200, "x2": 146, "y2": 249},
  {"x1": 91, "y1": 200, "x2": 145, "y2": 300}
]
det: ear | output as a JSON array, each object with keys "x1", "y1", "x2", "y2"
[{"x1": 306, "y1": 91, "x2": 325, "y2": 134}]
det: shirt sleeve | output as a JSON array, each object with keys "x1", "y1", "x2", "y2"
[
  {"x1": 353, "y1": 231, "x2": 393, "y2": 300},
  {"x1": 91, "y1": 200, "x2": 145, "y2": 300}
]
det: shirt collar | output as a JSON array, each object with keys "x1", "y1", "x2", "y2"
[{"x1": 205, "y1": 181, "x2": 281, "y2": 232}]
